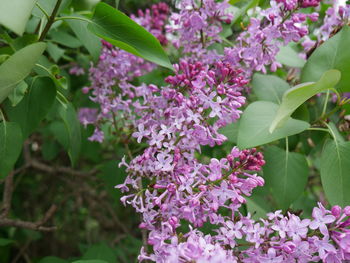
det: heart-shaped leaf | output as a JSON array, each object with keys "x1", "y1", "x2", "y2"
[
  {"x1": 82, "y1": 243, "x2": 117, "y2": 263},
  {"x1": 87, "y1": 2, "x2": 173, "y2": 70},
  {"x1": 301, "y1": 26, "x2": 350, "y2": 92},
  {"x1": 276, "y1": 45, "x2": 306, "y2": 68},
  {"x1": 320, "y1": 139, "x2": 350, "y2": 207},
  {"x1": 58, "y1": 103, "x2": 81, "y2": 166},
  {"x1": 66, "y1": 14, "x2": 102, "y2": 61},
  {"x1": 8, "y1": 80, "x2": 28, "y2": 106},
  {"x1": 264, "y1": 146, "x2": 309, "y2": 210},
  {"x1": 237, "y1": 101, "x2": 309, "y2": 149},
  {"x1": 252, "y1": 73, "x2": 289, "y2": 104},
  {"x1": 4, "y1": 77, "x2": 56, "y2": 139},
  {"x1": 269, "y1": 69, "x2": 340, "y2": 133},
  {"x1": 0, "y1": 0, "x2": 37, "y2": 35},
  {"x1": 0, "y1": 43, "x2": 46, "y2": 104},
  {"x1": 0, "y1": 122, "x2": 22, "y2": 178}
]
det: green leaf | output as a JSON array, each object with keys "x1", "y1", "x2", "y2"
[
  {"x1": 320, "y1": 139, "x2": 350, "y2": 207},
  {"x1": 301, "y1": 26, "x2": 350, "y2": 92},
  {"x1": 218, "y1": 121, "x2": 240, "y2": 144},
  {"x1": 327, "y1": 122, "x2": 345, "y2": 142},
  {"x1": 263, "y1": 146, "x2": 309, "y2": 210},
  {"x1": 0, "y1": 238, "x2": 14, "y2": 246},
  {"x1": 42, "y1": 140, "x2": 60, "y2": 161},
  {"x1": 49, "y1": 30, "x2": 82, "y2": 48},
  {"x1": 82, "y1": 243, "x2": 117, "y2": 263},
  {"x1": 245, "y1": 185, "x2": 272, "y2": 219},
  {"x1": 72, "y1": 0, "x2": 100, "y2": 10},
  {"x1": 229, "y1": 0, "x2": 241, "y2": 4},
  {"x1": 276, "y1": 45, "x2": 306, "y2": 68},
  {"x1": 13, "y1": 34, "x2": 38, "y2": 50},
  {"x1": 58, "y1": 103, "x2": 81, "y2": 166},
  {"x1": 66, "y1": 14, "x2": 102, "y2": 61},
  {"x1": 87, "y1": 2, "x2": 173, "y2": 70},
  {"x1": 252, "y1": 73, "x2": 289, "y2": 104},
  {"x1": 245, "y1": 197, "x2": 269, "y2": 219},
  {"x1": 32, "y1": 0, "x2": 72, "y2": 18},
  {"x1": 0, "y1": 42, "x2": 46, "y2": 103},
  {"x1": 99, "y1": 161, "x2": 126, "y2": 204},
  {"x1": 72, "y1": 261, "x2": 108, "y2": 263},
  {"x1": 269, "y1": 70, "x2": 341, "y2": 133},
  {"x1": 237, "y1": 101, "x2": 309, "y2": 149},
  {"x1": 47, "y1": 42, "x2": 65, "y2": 63},
  {"x1": 291, "y1": 104, "x2": 310, "y2": 123},
  {"x1": 0, "y1": 0, "x2": 37, "y2": 35},
  {"x1": 38, "y1": 256, "x2": 68, "y2": 263},
  {"x1": 0, "y1": 122, "x2": 22, "y2": 178},
  {"x1": 0, "y1": 54, "x2": 10, "y2": 64},
  {"x1": 4, "y1": 77, "x2": 56, "y2": 139},
  {"x1": 35, "y1": 63, "x2": 68, "y2": 90},
  {"x1": 8, "y1": 80, "x2": 28, "y2": 106}
]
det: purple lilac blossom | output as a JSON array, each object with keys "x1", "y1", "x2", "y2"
[
  {"x1": 224, "y1": 0, "x2": 319, "y2": 74},
  {"x1": 69, "y1": 65, "x2": 85, "y2": 76},
  {"x1": 318, "y1": 2, "x2": 350, "y2": 41},
  {"x1": 166, "y1": 0, "x2": 233, "y2": 64},
  {"x1": 78, "y1": 1, "x2": 350, "y2": 261},
  {"x1": 78, "y1": 3, "x2": 170, "y2": 142}
]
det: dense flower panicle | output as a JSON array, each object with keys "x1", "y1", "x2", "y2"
[
  {"x1": 302, "y1": 2, "x2": 349, "y2": 59},
  {"x1": 77, "y1": 1, "x2": 350, "y2": 262},
  {"x1": 83, "y1": 40, "x2": 155, "y2": 142},
  {"x1": 225, "y1": 0, "x2": 319, "y2": 74},
  {"x1": 318, "y1": 3, "x2": 350, "y2": 41},
  {"x1": 166, "y1": 0, "x2": 233, "y2": 64},
  {"x1": 138, "y1": 203, "x2": 350, "y2": 262},
  {"x1": 276, "y1": 0, "x2": 321, "y2": 9},
  {"x1": 131, "y1": 2, "x2": 170, "y2": 45},
  {"x1": 79, "y1": 3, "x2": 170, "y2": 142}
]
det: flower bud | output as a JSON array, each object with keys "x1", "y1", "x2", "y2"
[
  {"x1": 331, "y1": 205, "x2": 342, "y2": 218},
  {"x1": 344, "y1": 206, "x2": 350, "y2": 216}
]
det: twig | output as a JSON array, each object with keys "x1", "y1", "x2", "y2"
[
  {"x1": 11, "y1": 240, "x2": 31, "y2": 263},
  {"x1": 30, "y1": 159, "x2": 98, "y2": 178},
  {"x1": 0, "y1": 172, "x2": 14, "y2": 218},
  {"x1": 39, "y1": 0, "x2": 62, "y2": 41},
  {"x1": 0, "y1": 218, "x2": 56, "y2": 232}
]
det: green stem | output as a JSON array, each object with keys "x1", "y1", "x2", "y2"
[
  {"x1": 307, "y1": 127, "x2": 330, "y2": 133},
  {"x1": 39, "y1": 0, "x2": 63, "y2": 41},
  {"x1": 0, "y1": 106, "x2": 7, "y2": 123},
  {"x1": 323, "y1": 122, "x2": 337, "y2": 141},
  {"x1": 321, "y1": 89, "x2": 330, "y2": 118},
  {"x1": 222, "y1": 37, "x2": 234, "y2": 47},
  {"x1": 56, "y1": 90, "x2": 69, "y2": 108},
  {"x1": 35, "y1": 2, "x2": 50, "y2": 20},
  {"x1": 54, "y1": 16, "x2": 91, "y2": 24}
]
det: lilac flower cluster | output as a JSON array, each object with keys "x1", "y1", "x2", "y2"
[
  {"x1": 318, "y1": 2, "x2": 350, "y2": 41},
  {"x1": 77, "y1": 1, "x2": 350, "y2": 261},
  {"x1": 80, "y1": 40, "x2": 155, "y2": 142},
  {"x1": 139, "y1": 203, "x2": 350, "y2": 262},
  {"x1": 224, "y1": 0, "x2": 319, "y2": 74},
  {"x1": 115, "y1": 61, "x2": 266, "y2": 260},
  {"x1": 131, "y1": 3, "x2": 170, "y2": 45},
  {"x1": 166, "y1": 0, "x2": 233, "y2": 64},
  {"x1": 276, "y1": 0, "x2": 321, "y2": 9},
  {"x1": 78, "y1": 3, "x2": 170, "y2": 142},
  {"x1": 302, "y1": 1, "x2": 350, "y2": 52}
]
